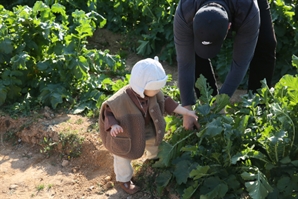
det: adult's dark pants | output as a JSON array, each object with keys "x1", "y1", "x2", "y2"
[{"x1": 194, "y1": 0, "x2": 276, "y2": 97}]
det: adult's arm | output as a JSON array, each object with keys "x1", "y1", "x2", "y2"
[
  {"x1": 174, "y1": 3, "x2": 197, "y2": 107},
  {"x1": 219, "y1": 1, "x2": 260, "y2": 96}
]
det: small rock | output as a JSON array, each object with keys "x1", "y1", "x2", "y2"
[
  {"x1": 44, "y1": 106, "x2": 51, "y2": 111},
  {"x1": 9, "y1": 184, "x2": 18, "y2": 189},
  {"x1": 98, "y1": 181, "x2": 105, "y2": 186},
  {"x1": 104, "y1": 176, "x2": 112, "y2": 182},
  {"x1": 44, "y1": 112, "x2": 52, "y2": 119},
  {"x1": 103, "y1": 181, "x2": 113, "y2": 189},
  {"x1": 61, "y1": 160, "x2": 69, "y2": 167}
]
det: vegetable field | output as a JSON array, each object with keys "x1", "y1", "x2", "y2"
[{"x1": 1, "y1": 0, "x2": 298, "y2": 198}]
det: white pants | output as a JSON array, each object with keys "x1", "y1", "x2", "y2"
[{"x1": 113, "y1": 137, "x2": 158, "y2": 182}]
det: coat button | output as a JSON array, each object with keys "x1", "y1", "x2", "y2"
[
  {"x1": 155, "y1": 119, "x2": 158, "y2": 123},
  {"x1": 158, "y1": 130, "x2": 161, "y2": 134},
  {"x1": 150, "y1": 109, "x2": 154, "y2": 112}
]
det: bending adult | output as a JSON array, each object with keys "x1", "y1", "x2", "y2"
[{"x1": 174, "y1": 0, "x2": 276, "y2": 129}]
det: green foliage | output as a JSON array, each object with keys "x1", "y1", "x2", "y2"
[
  {"x1": 241, "y1": 168, "x2": 273, "y2": 199},
  {"x1": 40, "y1": 136, "x2": 57, "y2": 156},
  {"x1": 292, "y1": 54, "x2": 298, "y2": 68},
  {"x1": 40, "y1": 131, "x2": 84, "y2": 158},
  {"x1": 270, "y1": 0, "x2": 298, "y2": 82},
  {"x1": 2, "y1": 0, "x2": 98, "y2": 14},
  {"x1": 58, "y1": 131, "x2": 84, "y2": 157},
  {"x1": 0, "y1": 2, "x2": 128, "y2": 114},
  {"x1": 96, "y1": 0, "x2": 298, "y2": 84},
  {"x1": 1, "y1": 1, "x2": 298, "y2": 197},
  {"x1": 96, "y1": 0, "x2": 177, "y2": 63},
  {"x1": 3, "y1": 0, "x2": 178, "y2": 63},
  {"x1": 3, "y1": 0, "x2": 298, "y2": 88},
  {"x1": 36, "y1": 184, "x2": 45, "y2": 191},
  {"x1": 154, "y1": 57, "x2": 298, "y2": 198}
]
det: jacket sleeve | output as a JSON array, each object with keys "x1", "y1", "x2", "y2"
[
  {"x1": 164, "y1": 96, "x2": 179, "y2": 114},
  {"x1": 174, "y1": 3, "x2": 197, "y2": 107},
  {"x1": 104, "y1": 105, "x2": 119, "y2": 131},
  {"x1": 220, "y1": 0, "x2": 260, "y2": 96}
]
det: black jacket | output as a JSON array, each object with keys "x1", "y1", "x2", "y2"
[{"x1": 174, "y1": 0, "x2": 260, "y2": 106}]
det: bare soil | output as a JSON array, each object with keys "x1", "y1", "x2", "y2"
[
  {"x1": 0, "y1": 29, "x2": 246, "y2": 199},
  {"x1": 0, "y1": 112, "x2": 160, "y2": 199}
]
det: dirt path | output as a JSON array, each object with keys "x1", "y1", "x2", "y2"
[
  {"x1": 0, "y1": 144, "x2": 153, "y2": 199},
  {"x1": 0, "y1": 113, "x2": 159, "y2": 199}
]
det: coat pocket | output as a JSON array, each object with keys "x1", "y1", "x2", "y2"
[{"x1": 109, "y1": 136, "x2": 131, "y2": 155}]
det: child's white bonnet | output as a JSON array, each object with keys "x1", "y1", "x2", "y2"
[{"x1": 129, "y1": 56, "x2": 168, "y2": 98}]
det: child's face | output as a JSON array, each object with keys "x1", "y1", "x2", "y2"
[{"x1": 144, "y1": 89, "x2": 160, "y2": 97}]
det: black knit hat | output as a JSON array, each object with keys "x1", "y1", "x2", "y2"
[{"x1": 193, "y1": 3, "x2": 229, "y2": 59}]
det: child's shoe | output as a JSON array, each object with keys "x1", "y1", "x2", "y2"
[{"x1": 119, "y1": 180, "x2": 140, "y2": 194}]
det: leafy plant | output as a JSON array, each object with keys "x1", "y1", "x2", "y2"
[
  {"x1": 39, "y1": 131, "x2": 84, "y2": 158},
  {"x1": 36, "y1": 184, "x2": 45, "y2": 191},
  {"x1": 0, "y1": 2, "x2": 128, "y2": 114},
  {"x1": 96, "y1": 0, "x2": 177, "y2": 63},
  {"x1": 154, "y1": 56, "x2": 298, "y2": 199},
  {"x1": 40, "y1": 136, "x2": 58, "y2": 156},
  {"x1": 3, "y1": 0, "x2": 298, "y2": 85},
  {"x1": 58, "y1": 131, "x2": 84, "y2": 158},
  {"x1": 269, "y1": 0, "x2": 298, "y2": 83}
]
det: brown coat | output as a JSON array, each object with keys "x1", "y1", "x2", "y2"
[{"x1": 99, "y1": 86, "x2": 166, "y2": 160}]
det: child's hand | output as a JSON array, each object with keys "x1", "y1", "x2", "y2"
[
  {"x1": 173, "y1": 105, "x2": 200, "y2": 130},
  {"x1": 110, "y1": 124, "x2": 123, "y2": 137},
  {"x1": 187, "y1": 110, "x2": 200, "y2": 130},
  {"x1": 188, "y1": 110, "x2": 198, "y2": 121}
]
